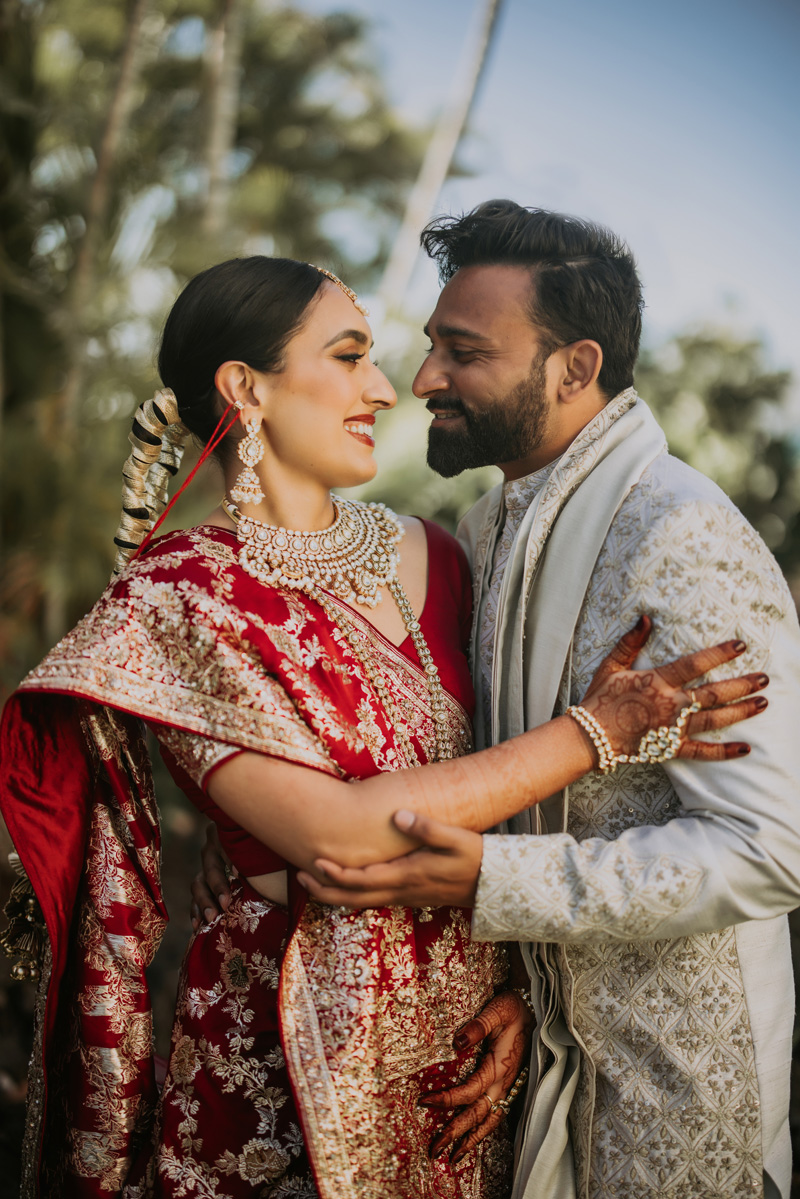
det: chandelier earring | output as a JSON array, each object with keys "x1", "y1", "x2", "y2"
[{"x1": 230, "y1": 417, "x2": 266, "y2": 507}]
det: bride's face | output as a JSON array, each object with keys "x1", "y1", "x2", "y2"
[{"x1": 255, "y1": 282, "x2": 396, "y2": 491}]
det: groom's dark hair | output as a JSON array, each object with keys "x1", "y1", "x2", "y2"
[{"x1": 420, "y1": 200, "x2": 643, "y2": 401}]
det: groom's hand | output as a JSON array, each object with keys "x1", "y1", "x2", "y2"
[{"x1": 297, "y1": 811, "x2": 483, "y2": 909}]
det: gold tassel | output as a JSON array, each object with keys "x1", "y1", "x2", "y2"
[{"x1": 0, "y1": 853, "x2": 45, "y2": 981}]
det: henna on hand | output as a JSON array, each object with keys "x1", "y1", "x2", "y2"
[
  {"x1": 580, "y1": 620, "x2": 769, "y2": 763},
  {"x1": 586, "y1": 670, "x2": 679, "y2": 755},
  {"x1": 421, "y1": 988, "x2": 533, "y2": 1162}
]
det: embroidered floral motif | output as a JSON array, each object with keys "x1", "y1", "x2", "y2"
[
  {"x1": 149, "y1": 721, "x2": 242, "y2": 787},
  {"x1": 281, "y1": 902, "x2": 512, "y2": 1198},
  {"x1": 559, "y1": 476, "x2": 790, "y2": 1199},
  {"x1": 146, "y1": 885, "x2": 315, "y2": 1198},
  {"x1": 474, "y1": 834, "x2": 706, "y2": 943},
  {"x1": 27, "y1": 706, "x2": 169, "y2": 1195}
]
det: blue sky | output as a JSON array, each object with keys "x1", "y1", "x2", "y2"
[{"x1": 295, "y1": 0, "x2": 800, "y2": 404}]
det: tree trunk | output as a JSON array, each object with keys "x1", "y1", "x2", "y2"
[
  {"x1": 203, "y1": 0, "x2": 244, "y2": 239},
  {"x1": 57, "y1": 0, "x2": 150, "y2": 437},
  {"x1": 377, "y1": 0, "x2": 505, "y2": 317},
  {"x1": 0, "y1": 288, "x2": 4, "y2": 558}
]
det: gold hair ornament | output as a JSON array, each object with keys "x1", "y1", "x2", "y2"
[
  {"x1": 113, "y1": 388, "x2": 188, "y2": 574},
  {"x1": 309, "y1": 265, "x2": 369, "y2": 316}
]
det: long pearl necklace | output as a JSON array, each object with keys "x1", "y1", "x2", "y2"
[{"x1": 222, "y1": 496, "x2": 453, "y2": 764}]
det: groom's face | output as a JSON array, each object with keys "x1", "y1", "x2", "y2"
[{"x1": 413, "y1": 264, "x2": 557, "y2": 479}]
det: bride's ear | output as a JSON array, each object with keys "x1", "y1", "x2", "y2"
[{"x1": 215, "y1": 360, "x2": 261, "y2": 417}]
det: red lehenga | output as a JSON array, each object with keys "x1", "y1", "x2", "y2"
[{"x1": 0, "y1": 519, "x2": 513, "y2": 1199}]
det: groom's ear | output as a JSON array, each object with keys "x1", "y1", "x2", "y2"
[{"x1": 556, "y1": 339, "x2": 603, "y2": 402}]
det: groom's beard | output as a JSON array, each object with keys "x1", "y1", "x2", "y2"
[{"x1": 426, "y1": 351, "x2": 550, "y2": 478}]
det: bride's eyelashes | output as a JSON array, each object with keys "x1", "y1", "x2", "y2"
[{"x1": 335, "y1": 352, "x2": 381, "y2": 367}]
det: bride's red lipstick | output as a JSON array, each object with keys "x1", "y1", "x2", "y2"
[{"x1": 344, "y1": 415, "x2": 376, "y2": 447}]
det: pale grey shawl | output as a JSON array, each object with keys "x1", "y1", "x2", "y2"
[{"x1": 458, "y1": 389, "x2": 667, "y2": 1198}]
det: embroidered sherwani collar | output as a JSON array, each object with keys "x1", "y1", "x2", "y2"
[
  {"x1": 467, "y1": 388, "x2": 639, "y2": 608},
  {"x1": 502, "y1": 461, "x2": 556, "y2": 515}
]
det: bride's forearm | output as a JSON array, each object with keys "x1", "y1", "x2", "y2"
[
  {"x1": 360, "y1": 715, "x2": 597, "y2": 833},
  {"x1": 209, "y1": 628, "x2": 755, "y2": 871},
  {"x1": 209, "y1": 716, "x2": 597, "y2": 872}
]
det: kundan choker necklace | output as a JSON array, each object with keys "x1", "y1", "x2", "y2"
[
  {"x1": 221, "y1": 494, "x2": 401, "y2": 608},
  {"x1": 221, "y1": 494, "x2": 453, "y2": 765}
]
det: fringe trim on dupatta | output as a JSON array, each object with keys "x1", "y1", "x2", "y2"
[{"x1": 0, "y1": 853, "x2": 46, "y2": 981}]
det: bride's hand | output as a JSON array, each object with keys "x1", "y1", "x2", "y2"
[
  {"x1": 419, "y1": 990, "x2": 533, "y2": 1164},
  {"x1": 580, "y1": 615, "x2": 769, "y2": 762}
]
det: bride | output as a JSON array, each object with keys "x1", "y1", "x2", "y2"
[{"x1": 0, "y1": 256, "x2": 765, "y2": 1198}]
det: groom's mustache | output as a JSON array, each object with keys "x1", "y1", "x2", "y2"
[{"x1": 426, "y1": 397, "x2": 466, "y2": 416}]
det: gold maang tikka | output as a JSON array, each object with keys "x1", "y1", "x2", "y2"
[{"x1": 309, "y1": 265, "x2": 368, "y2": 316}]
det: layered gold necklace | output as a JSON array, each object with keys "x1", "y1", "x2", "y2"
[
  {"x1": 223, "y1": 494, "x2": 401, "y2": 608},
  {"x1": 221, "y1": 495, "x2": 452, "y2": 764}
]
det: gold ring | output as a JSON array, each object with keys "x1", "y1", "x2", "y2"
[{"x1": 690, "y1": 690, "x2": 700, "y2": 707}]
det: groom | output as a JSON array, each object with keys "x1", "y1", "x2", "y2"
[{"x1": 293, "y1": 201, "x2": 800, "y2": 1199}]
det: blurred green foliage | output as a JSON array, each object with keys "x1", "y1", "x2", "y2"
[{"x1": 636, "y1": 332, "x2": 800, "y2": 575}]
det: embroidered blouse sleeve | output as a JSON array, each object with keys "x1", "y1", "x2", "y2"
[
  {"x1": 472, "y1": 497, "x2": 800, "y2": 944},
  {"x1": 149, "y1": 723, "x2": 239, "y2": 790},
  {"x1": 146, "y1": 657, "x2": 342, "y2": 787}
]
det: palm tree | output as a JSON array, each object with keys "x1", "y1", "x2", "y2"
[{"x1": 376, "y1": 0, "x2": 505, "y2": 318}]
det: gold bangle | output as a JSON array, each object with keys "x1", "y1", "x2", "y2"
[
  {"x1": 495, "y1": 1066, "x2": 530, "y2": 1115},
  {"x1": 514, "y1": 986, "x2": 536, "y2": 1018}
]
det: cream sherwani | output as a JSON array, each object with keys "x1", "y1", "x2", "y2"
[{"x1": 458, "y1": 389, "x2": 800, "y2": 1199}]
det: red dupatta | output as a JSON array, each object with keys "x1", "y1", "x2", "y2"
[
  {"x1": 1, "y1": 522, "x2": 505, "y2": 1198},
  {"x1": 1, "y1": 697, "x2": 166, "y2": 1196}
]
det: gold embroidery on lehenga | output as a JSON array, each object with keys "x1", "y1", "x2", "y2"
[
  {"x1": 281, "y1": 905, "x2": 511, "y2": 1199},
  {"x1": 152, "y1": 888, "x2": 313, "y2": 1196},
  {"x1": 270, "y1": 587, "x2": 508, "y2": 1195}
]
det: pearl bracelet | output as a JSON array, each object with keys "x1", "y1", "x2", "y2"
[
  {"x1": 566, "y1": 701, "x2": 702, "y2": 775},
  {"x1": 565, "y1": 705, "x2": 616, "y2": 772}
]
